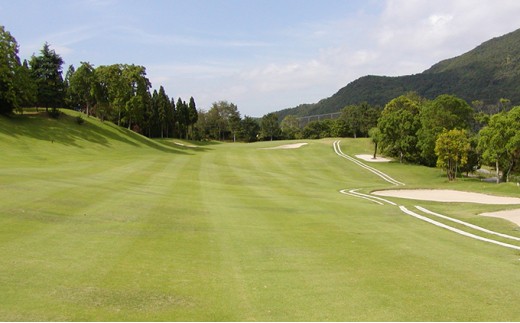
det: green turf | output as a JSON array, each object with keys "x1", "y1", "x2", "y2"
[{"x1": 1, "y1": 110, "x2": 520, "y2": 321}]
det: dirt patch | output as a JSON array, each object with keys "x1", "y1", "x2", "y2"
[
  {"x1": 480, "y1": 209, "x2": 520, "y2": 226},
  {"x1": 355, "y1": 154, "x2": 392, "y2": 162},
  {"x1": 372, "y1": 189, "x2": 520, "y2": 205},
  {"x1": 261, "y1": 143, "x2": 308, "y2": 150}
]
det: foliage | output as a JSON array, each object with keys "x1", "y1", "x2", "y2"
[
  {"x1": 434, "y1": 129, "x2": 470, "y2": 181},
  {"x1": 260, "y1": 112, "x2": 281, "y2": 141},
  {"x1": 368, "y1": 127, "x2": 382, "y2": 159},
  {"x1": 339, "y1": 102, "x2": 381, "y2": 138},
  {"x1": 29, "y1": 42, "x2": 65, "y2": 114},
  {"x1": 377, "y1": 94, "x2": 421, "y2": 163},
  {"x1": 478, "y1": 107, "x2": 520, "y2": 182},
  {"x1": 0, "y1": 26, "x2": 36, "y2": 114},
  {"x1": 417, "y1": 94, "x2": 473, "y2": 166},
  {"x1": 280, "y1": 115, "x2": 301, "y2": 139}
]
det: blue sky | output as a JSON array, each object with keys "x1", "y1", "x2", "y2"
[{"x1": 2, "y1": 0, "x2": 520, "y2": 117}]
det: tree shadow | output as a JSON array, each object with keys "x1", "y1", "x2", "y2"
[{"x1": 0, "y1": 112, "x2": 206, "y2": 155}]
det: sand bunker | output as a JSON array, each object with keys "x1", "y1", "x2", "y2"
[
  {"x1": 372, "y1": 189, "x2": 520, "y2": 205},
  {"x1": 480, "y1": 209, "x2": 520, "y2": 226},
  {"x1": 355, "y1": 154, "x2": 392, "y2": 162},
  {"x1": 174, "y1": 142, "x2": 198, "y2": 148},
  {"x1": 262, "y1": 143, "x2": 308, "y2": 150}
]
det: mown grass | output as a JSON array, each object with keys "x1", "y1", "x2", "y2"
[{"x1": 1, "y1": 110, "x2": 520, "y2": 321}]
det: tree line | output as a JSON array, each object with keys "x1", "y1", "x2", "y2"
[
  {"x1": 0, "y1": 25, "x2": 294, "y2": 143},
  {"x1": 2, "y1": 25, "x2": 519, "y2": 180}
]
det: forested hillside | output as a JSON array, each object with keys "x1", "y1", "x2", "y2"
[{"x1": 276, "y1": 28, "x2": 520, "y2": 119}]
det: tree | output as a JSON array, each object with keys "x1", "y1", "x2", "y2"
[
  {"x1": 0, "y1": 25, "x2": 22, "y2": 114},
  {"x1": 188, "y1": 96, "x2": 198, "y2": 139},
  {"x1": 69, "y1": 62, "x2": 97, "y2": 116},
  {"x1": 417, "y1": 94, "x2": 473, "y2": 166},
  {"x1": 435, "y1": 129, "x2": 470, "y2": 181},
  {"x1": 155, "y1": 87, "x2": 169, "y2": 138},
  {"x1": 302, "y1": 120, "x2": 329, "y2": 139},
  {"x1": 29, "y1": 42, "x2": 65, "y2": 115},
  {"x1": 280, "y1": 115, "x2": 300, "y2": 139},
  {"x1": 240, "y1": 116, "x2": 259, "y2": 142},
  {"x1": 368, "y1": 127, "x2": 382, "y2": 159},
  {"x1": 378, "y1": 94, "x2": 421, "y2": 163},
  {"x1": 176, "y1": 98, "x2": 189, "y2": 139},
  {"x1": 122, "y1": 64, "x2": 151, "y2": 130},
  {"x1": 260, "y1": 112, "x2": 281, "y2": 141},
  {"x1": 12, "y1": 59, "x2": 36, "y2": 112},
  {"x1": 478, "y1": 107, "x2": 520, "y2": 183}
]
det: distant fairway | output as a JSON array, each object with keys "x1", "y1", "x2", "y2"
[{"x1": 1, "y1": 111, "x2": 520, "y2": 321}]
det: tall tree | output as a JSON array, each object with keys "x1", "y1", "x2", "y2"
[
  {"x1": 188, "y1": 96, "x2": 198, "y2": 139},
  {"x1": 176, "y1": 98, "x2": 189, "y2": 139},
  {"x1": 260, "y1": 112, "x2": 281, "y2": 141},
  {"x1": 0, "y1": 25, "x2": 21, "y2": 114},
  {"x1": 435, "y1": 129, "x2": 470, "y2": 181},
  {"x1": 478, "y1": 107, "x2": 520, "y2": 183},
  {"x1": 240, "y1": 116, "x2": 260, "y2": 142},
  {"x1": 12, "y1": 59, "x2": 36, "y2": 112},
  {"x1": 417, "y1": 94, "x2": 473, "y2": 166},
  {"x1": 69, "y1": 62, "x2": 97, "y2": 116},
  {"x1": 29, "y1": 42, "x2": 65, "y2": 115},
  {"x1": 280, "y1": 115, "x2": 301, "y2": 139},
  {"x1": 378, "y1": 94, "x2": 422, "y2": 163}
]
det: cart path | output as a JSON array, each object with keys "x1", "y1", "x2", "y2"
[{"x1": 333, "y1": 140, "x2": 520, "y2": 251}]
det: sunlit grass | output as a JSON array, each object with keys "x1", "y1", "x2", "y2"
[{"x1": 1, "y1": 111, "x2": 519, "y2": 321}]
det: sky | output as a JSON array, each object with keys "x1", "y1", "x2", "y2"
[{"x1": 2, "y1": 0, "x2": 520, "y2": 117}]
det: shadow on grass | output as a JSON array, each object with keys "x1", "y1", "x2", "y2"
[{"x1": 0, "y1": 111, "x2": 209, "y2": 155}]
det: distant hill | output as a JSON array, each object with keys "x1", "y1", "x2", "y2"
[{"x1": 276, "y1": 28, "x2": 520, "y2": 119}]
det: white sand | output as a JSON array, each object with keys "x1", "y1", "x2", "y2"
[
  {"x1": 262, "y1": 143, "x2": 308, "y2": 150},
  {"x1": 355, "y1": 154, "x2": 392, "y2": 162},
  {"x1": 480, "y1": 209, "x2": 520, "y2": 226},
  {"x1": 174, "y1": 142, "x2": 198, "y2": 148},
  {"x1": 372, "y1": 189, "x2": 520, "y2": 205}
]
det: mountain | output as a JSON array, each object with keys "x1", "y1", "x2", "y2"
[{"x1": 275, "y1": 28, "x2": 520, "y2": 119}]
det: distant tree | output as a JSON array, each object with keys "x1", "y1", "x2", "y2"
[
  {"x1": 368, "y1": 127, "x2": 382, "y2": 159},
  {"x1": 435, "y1": 129, "x2": 470, "y2": 181},
  {"x1": 302, "y1": 120, "x2": 329, "y2": 139},
  {"x1": 188, "y1": 96, "x2": 198, "y2": 139},
  {"x1": 417, "y1": 94, "x2": 473, "y2": 166},
  {"x1": 329, "y1": 118, "x2": 349, "y2": 137},
  {"x1": 69, "y1": 62, "x2": 97, "y2": 116},
  {"x1": 280, "y1": 115, "x2": 300, "y2": 139},
  {"x1": 260, "y1": 112, "x2": 281, "y2": 141},
  {"x1": 156, "y1": 87, "x2": 169, "y2": 137},
  {"x1": 176, "y1": 98, "x2": 189, "y2": 139},
  {"x1": 378, "y1": 94, "x2": 421, "y2": 163},
  {"x1": 338, "y1": 102, "x2": 381, "y2": 138},
  {"x1": 240, "y1": 116, "x2": 259, "y2": 142},
  {"x1": 478, "y1": 107, "x2": 520, "y2": 183},
  {"x1": 29, "y1": 42, "x2": 65, "y2": 115},
  {"x1": 0, "y1": 25, "x2": 20, "y2": 115},
  {"x1": 12, "y1": 59, "x2": 36, "y2": 112},
  {"x1": 122, "y1": 64, "x2": 151, "y2": 130},
  {"x1": 340, "y1": 104, "x2": 362, "y2": 138}
]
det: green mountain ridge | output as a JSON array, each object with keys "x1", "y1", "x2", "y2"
[{"x1": 276, "y1": 28, "x2": 520, "y2": 119}]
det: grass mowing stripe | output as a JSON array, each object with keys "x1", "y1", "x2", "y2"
[{"x1": 2, "y1": 112, "x2": 520, "y2": 320}]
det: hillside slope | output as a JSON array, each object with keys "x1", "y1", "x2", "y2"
[
  {"x1": 0, "y1": 110, "x2": 190, "y2": 162},
  {"x1": 276, "y1": 28, "x2": 520, "y2": 119}
]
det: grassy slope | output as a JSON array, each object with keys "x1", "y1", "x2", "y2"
[{"x1": 1, "y1": 111, "x2": 520, "y2": 321}]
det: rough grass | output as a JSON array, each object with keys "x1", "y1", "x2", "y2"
[{"x1": 1, "y1": 111, "x2": 520, "y2": 321}]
